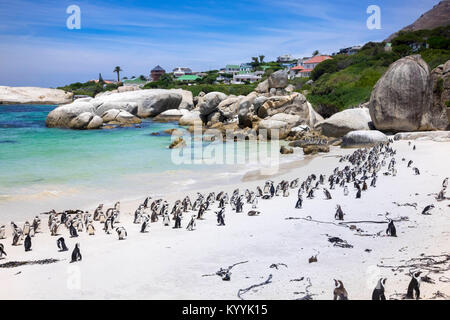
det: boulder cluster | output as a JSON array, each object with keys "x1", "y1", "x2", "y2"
[{"x1": 44, "y1": 55, "x2": 450, "y2": 151}]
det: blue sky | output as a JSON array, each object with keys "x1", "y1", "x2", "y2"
[{"x1": 0, "y1": 0, "x2": 441, "y2": 87}]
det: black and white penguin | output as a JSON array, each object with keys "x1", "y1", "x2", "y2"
[
  {"x1": 216, "y1": 208, "x2": 225, "y2": 226},
  {"x1": 86, "y1": 223, "x2": 95, "y2": 236},
  {"x1": 335, "y1": 205, "x2": 344, "y2": 221},
  {"x1": 386, "y1": 219, "x2": 397, "y2": 237},
  {"x1": 443, "y1": 177, "x2": 449, "y2": 189},
  {"x1": 333, "y1": 279, "x2": 349, "y2": 300},
  {"x1": 116, "y1": 227, "x2": 127, "y2": 240},
  {"x1": 69, "y1": 223, "x2": 78, "y2": 238},
  {"x1": 57, "y1": 237, "x2": 68, "y2": 252},
  {"x1": 413, "y1": 167, "x2": 420, "y2": 175},
  {"x1": 295, "y1": 195, "x2": 303, "y2": 209},
  {"x1": 174, "y1": 213, "x2": 182, "y2": 229},
  {"x1": 343, "y1": 185, "x2": 349, "y2": 196},
  {"x1": 186, "y1": 215, "x2": 196, "y2": 231},
  {"x1": 406, "y1": 271, "x2": 422, "y2": 300},
  {"x1": 23, "y1": 222, "x2": 31, "y2": 236},
  {"x1": 0, "y1": 243, "x2": 7, "y2": 258},
  {"x1": 162, "y1": 213, "x2": 170, "y2": 226},
  {"x1": 0, "y1": 225, "x2": 5, "y2": 240},
  {"x1": 421, "y1": 204, "x2": 435, "y2": 215},
  {"x1": 372, "y1": 278, "x2": 387, "y2": 300},
  {"x1": 71, "y1": 243, "x2": 82, "y2": 263},
  {"x1": 24, "y1": 235, "x2": 32, "y2": 252},
  {"x1": 140, "y1": 218, "x2": 150, "y2": 233},
  {"x1": 323, "y1": 188, "x2": 332, "y2": 200}
]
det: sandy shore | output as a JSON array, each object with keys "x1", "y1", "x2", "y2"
[{"x1": 0, "y1": 139, "x2": 449, "y2": 300}]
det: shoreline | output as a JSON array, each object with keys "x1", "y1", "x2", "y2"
[{"x1": 0, "y1": 139, "x2": 449, "y2": 299}]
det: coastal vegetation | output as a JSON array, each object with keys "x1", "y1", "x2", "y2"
[{"x1": 304, "y1": 25, "x2": 450, "y2": 115}]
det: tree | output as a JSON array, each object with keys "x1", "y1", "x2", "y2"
[
  {"x1": 312, "y1": 50, "x2": 319, "y2": 56},
  {"x1": 98, "y1": 73, "x2": 104, "y2": 84},
  {"x1": 139, "y1": 75, "x2": 146, "y2": 81},
  {"x1": 113, "y1": 66, "x2": 123, "y2": 82},
  {"x1": 259, "y1": 55, "x2": 265, "y2": 63}
]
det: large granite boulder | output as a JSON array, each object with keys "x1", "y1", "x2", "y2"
[
  {"x1": 46, "y1": 101, "x2": 95, "y2": 128},
  {"x1": 238, "y1": 95, "x2": 256, "y2": 128},
  {"x1": 170, "y1": 89, "x2": 194, "y2": 110},
  {"x1": 268, "y1": 70, "x2": 288, "y2": 89},
  {"x1": 258, "y1": 119, "x2": 290, "y2": 139},
  {"x1": 178, "y1": 110, "x2": 202, "y2": 126},
  {"x1": 217, "y1": 96, "x2": 243, "y2": 120},
  {"x1": 0, "y1": 86, "x2": 73, "y2": 105},
  {"x1": 255, "y1": 79, "x2": 269, "y2": 93},
  {"x1": 429, "y1": 60, "x2": 450, "y2": 130},
  {"x1": 369, "y1": 55, "x2": 448, "y2": 132},
  {"x1": 93, "y1": 89, "x2": 182, "y2": 118},
  {"x1": 341, "y1": 130, "x2": 388, "y2": 148},
  {"x1": 198, "y1": 92, "x2": 228, "y2": 116},
  {"x1": 86, "y1": 115, "x2": 103, "y2": 129},
  {"x1": 315, "y1": 108, "x2": 373, "y2": 137}
]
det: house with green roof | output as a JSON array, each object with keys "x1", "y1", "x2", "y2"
[{"x1": 225, "y1": 64, "x2": 240, "y2": 74}]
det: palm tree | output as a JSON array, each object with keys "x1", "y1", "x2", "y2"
[
  {"x1": 312, "y1": 50, "x2": 319, "y2": 56},
  {"x1": 259, "y1": 55, "x2": 265, "y2": 63},
  {"x1": 113, "y1": 66, "x2": 123, "y2": 82}
]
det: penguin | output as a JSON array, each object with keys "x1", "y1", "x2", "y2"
[
  {"x1": 436, "y1": 188, "x2": 446, "y2": 201},
  {"x1": 71, "y1": 243, "x2": 82, "y2": 263},
  {"x1": 57, "y1": 237, "x2": 68, "y2": 252},
  {"x1": 356, "y1": 188, "x2": 361, "y2": 199},
  {"x1": 186, "y1": 215, "x2": 196, "y2": 231},
  {"x1": 24, "y1": 235, "x2": 32, "y2": 252},
  {"x1": 12, "y1": 231, "x2": 23, "y2": 246},
  {"x1": 386, "y1": 219, "x2": 397, "y2": 237},
  {"x1": 413, "y1": 167, "x2": 420, "y2": 175},
  {"x1": 141, "y1": 218, "x2": 150, "y2": 233},
  {"x1": 104, "y1": 218, "x2": 113, "y2": 234},
  {"x1": 50, "y1": 221, "x2": 60, "y2": 236},
  {"x1": 370, "y1": 176, "x2": 377, "y2": 188},
  {"x1": 407, "y1": 160, "x2": 413, "y2": 168},
  {"x1": 162, "y1": 213, "x2": 170, "y2": 226},
  {"x1": 0, "y1": 243, "x2": 7, "y2": 258},
  {"x1": 372, "y1": 278, "x2": 387, "y2": 300},
  {"x1": 406, "y1": 271, "x2": 422, "y2": 300},
  {"x1": 443, "y1": 177, "x2": 449, "y2": 189},
  {"x1": 295, "y1": 195, "x2": 303, "y2": 209},
  {"x1": 0, "y1": 225, "x2": 5, "y2": 239},
  {"x1": 216, "y1": 208, "x2": 225, "y2": 226},
  {"x1": 248, "y1": 210, "x2": 261, "y2": 216},
  {"x1": 87, "y1": 223, "x2": 95, "y2": 235},
  {"x1": 32, "y1": 216, "x2": 41, "y2": 233},
  {"x1": 333, "y1": 279, "x2": 349, "y2": 300},
  {"x1": 335, "y1": 205, "x2": 344, "y2": 221},
  {"x1": 323, "y1": 188, "x2": 332, "y2": 200},
  {"x1": 116, "y1": 227, "x2": 127, "y2": 240},
  {"x1": 421, "y1": 204, "x2": 434, "y2": 215},
  {"x1": 69, "y1": 223, "x2": 78, "y2": 238},
  {"x1": 174, "y1": 213, "x2": 182, "y2": 229},
  {"x1": 23, "y1": 222, "x2": 31, "y2": 236}
]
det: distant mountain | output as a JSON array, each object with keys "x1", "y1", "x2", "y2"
[{"x1": 386, "y1": 0, "x2": 450, "y2": 42}]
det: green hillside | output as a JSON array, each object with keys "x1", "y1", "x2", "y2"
[{"x1": 304, "y1": 25, "x2": 450, "y2": 117}]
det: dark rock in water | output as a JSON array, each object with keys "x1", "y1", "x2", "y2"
[
  {"x1": 302, "y1": 145, "x2": 330, "y2": 155},
  {"x1": 280, "y1": 146, "x2": 294, "y2": 154},
  {"x1": 0, "y1": 140, "x2": 17, "y2": 144},
  {"x1": 150, "y1": 132, "x2": 161, "y2": 136}
]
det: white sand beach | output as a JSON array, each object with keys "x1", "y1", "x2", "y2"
[{"x1": 0, "y1": 139, "x2": 449, "y2": 300}]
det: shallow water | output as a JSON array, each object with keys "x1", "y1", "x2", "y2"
[{"x1": 0, "y1": 105, "x2": 302, "y2": 222}]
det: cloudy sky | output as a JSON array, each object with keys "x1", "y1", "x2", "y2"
[{"x1": 0, "y1": 0, "x2": 440, "y2": 87}]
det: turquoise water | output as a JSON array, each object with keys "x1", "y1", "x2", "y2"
[
  {"x1": 0, "y1": 105, "x2": 184, "y2": 190},
  {"x1": 0, "y1": 105, "x2": 295, "y2": 221}
]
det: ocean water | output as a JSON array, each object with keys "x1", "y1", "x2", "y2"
[{"x1": 0, "y1": 105, "x2": 300, "y2": 222}]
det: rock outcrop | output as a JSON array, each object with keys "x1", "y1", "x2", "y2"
[
  {"x1": 369, "y1": 55, "x2": 448, "y2": 132},
  {"x1": 341, "y1": 130, "x2": 388, "y2": 148},
  {"x1": 153, "y1": 109, "x2": 189, "y2": 122},
  {"x1": 315, "y1": 108, "x2": 373, "y2": 137},
  {"x1": 394, "y1": 131, "x2": 450, "y2": 141},
  {"x1": 198, "y1": 92, "x2": 228, "y2": 116},
  {"x1": 46, "y1": 89, "x2": 186, "y2": 129},
  {"x1": 268, "y1": 70, "x2": 288, "y2": 89},
  {"x1": 178, "y1": 110, "x2": 202, "y2": 126},
  {"x1": 0, "y1": 86, "x2": 73, "y2": 105}
]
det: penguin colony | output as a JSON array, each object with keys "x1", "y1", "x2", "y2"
[{"x1": 0, "y1": 141, "x2": 448, "y2": 300}]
